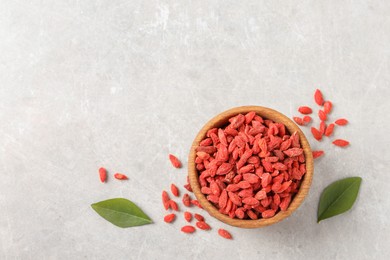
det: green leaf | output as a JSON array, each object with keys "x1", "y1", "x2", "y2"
[
  {"x1": 317, "y1": 177, "x2": 362, "y2": 223},
  {"x1": 91, "y1": 198, "x2": 152, "y2": 228}
]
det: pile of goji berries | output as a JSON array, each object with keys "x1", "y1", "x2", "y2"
[
  {"x1": 195, "y1": 113, "x2": 306, "y2": 220},
  {"x1": 292, "y1": 89, "x2": 350, "y2": 159},
  {"x1": 162, "y1": 154, "x2": 233, "y2": 239}
]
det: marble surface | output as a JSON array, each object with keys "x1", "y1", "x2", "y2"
[{"x1": 1, "y1": 1, "x2": 390, "y2": 259}]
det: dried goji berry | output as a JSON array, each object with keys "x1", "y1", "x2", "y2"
[
  {"x1": 114, "y1": 173, "x2": 128, "y2": 180},
  {"x1": 228, "y1": 191, "x2": 242, "y2": 206},
  {"x1": 323, "y1": 101, "x2": 332, "y2": 114},
  {"x1": 319, "y1": 121, "x2": 326, "y2": 134},
  {"x1": 247, "y1": 209, "x2": 258, "y2": 220},
  {"x1": 303, "y1": 116, "x2": 312, "y2": 123},
  {"x1": 283, "y1": 148, "x2": 303, "y2": 157},
  {"x1": 255, "y1": 190, "x2": 267, "y2": 200},
  {"x1": 162, "y1": 191, "x2": 170, "y2": 210},
  {"x1": 335, "y1": 118, "x2": 348, "y2": 126},
  {"x1": 169, "y1": 200, "x2": 179, "y2": 211},
  {"x1": 181, "y1": 225, "x2": 196, "y2": 233},
  {"x1": 318, "y1": 110, "x2": 327, "y2": 121},
  {"x1": 280, "y1": 196, "x2": 291, "y2": 211},
  {"x1": 242, "y1": 197, "x2": 260, "y2": 206},
  {"x1": 184, "y1": 211, "x2": 192, "y2": 222},
  {"x1": 170, "y1": 184, "x2": 179, "y2": 197},
  {"x1": 164, "y1": 213, "x2": 176, "y2": 223},
  {"x1": 332, "y1": 139, "x2": 349, "y2": 147},
  {"x1": 314, "y1": 89, "x2": 324, "y2": 106},
  {"x1": 99, "y1": 167, "x2": 107, "y2": 183},
  {"x1": 235, "y1": 208, "x2": 245, "y2": 219},
  {"x1": 182, "y1": 193, "x2": 191, "y2": 207},
  {"x1": 218, "y1": 229, "x2": 232, "y2": 239},
  {"x1": 311, "y1": 127, "x2": 322, "y2": 141},
  {"x1": 298, "y1": 106, "x2": 313, "y2": 114},
  {"x1": 184, "y1": 183, "x2": 193, "y2": 192},
  {"x1": 196, "y1": 221, "x2": 211, "y2": 230},
  {"x1": 293, "y1": 116, "x2": 304, "y2": 126},
  {"x1": 169, "y1": 154, "x2": 182, "y2": 168},
  {"x1": 312, "y1": 150, "x2": 324, "y2": 159},
  {"x1": 194, "y1": 213, "x2": 204, "y2": 222},
  {"x1": 324, "y1": 123, "x2": 335, "y2": 137},
  {"x1": 245, "y1": 111, "x2": 256, "y2": 124},
  {"x1": 262, "y1": 209, "x2": 276, "y2": 219},
  {"x1": 218, "y1": 128, "x2": 228, "y2": 147},
  {"x1": 191, "y1": 200, "x2": 203, "y2": 209}
]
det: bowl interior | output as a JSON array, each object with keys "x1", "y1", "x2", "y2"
[{"x1": 188, "y1": 106, "x2": 313, "y2": 228}]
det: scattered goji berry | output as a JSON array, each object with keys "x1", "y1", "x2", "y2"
[
  {"x1": 298, "y1": 106, "x2": 313, "y2": 114},
  {"x1": 171, "y1": 183, "x2": 179, "y2": 197},
  {"x1": 164, "y1": 213, "x2": 176, "y2": 223},
  {"x1": 218, "y1": 229, "x2": 232, "y2": 239},
  {"x1": 169, "y1": 154, "x2": 182, "y2": 168},
  {"x1": 312, "y1": 150, "x2": 324, "y2": 159},
  {"x1": 181, "y1": 225, "x2": 196, "y2": 233},
  {"x1": 114, "y1": 173, "x2": 128, "y2": 180},
  {"x1": 314, "y1": 89, "x2": 324, "y2": 106},
  {"x1": 332, "y1": 139, "x2": 350, "y2": 147},
  {"x1": 335, "y1": 119, "x2": 348, "y2": 126},
  {"x1": 99, "y1": 167, "x2": 107, "y2": 183}
]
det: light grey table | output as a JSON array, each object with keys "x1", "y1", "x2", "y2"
[{"x1": 1, "y1": 1, "x2": 389, "y2": 259}]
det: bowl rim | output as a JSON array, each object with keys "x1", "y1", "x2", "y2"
[{"x1": 188, "y1": 106, "x2": 314, "y2": 228}]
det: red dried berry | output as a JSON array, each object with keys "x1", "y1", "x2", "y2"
[
  {"x1": 311, "y1": 127, "x2": 322, "y2": 141},
  {"x1": 283, "y1": 148, "x2": 303, "y2": 157},
  {"x1": 293, "y1": 117, "x2": 304, "y2": 126},
  {"x1": 171, "y1": 183, "x2": 179, "y2": 197},
  {"x1": 255, "y1": 190, "x2": 267, "y2": 200},
  {"x1": 319, "y1": 121, "x2": 326, "y2": 134},
  {"x1": 182, "y1": 193, "x2": 191, "y2": 207},
  {"x1": 314, "y1": 89, "x2": 324, "y2": 106},
  {"x1": 114, "y1": 173, "x2": 128, "y2": 180},
  {"x1": 218, "y1": 128, "x2": 228, "y2": 147},
  {"x1": 323, "y1": 101, "x2": 332, "y2": 114},
  {"x1": 169, "y1": 200, "x2": 179, "y2": 211},
  {"x1": 312, "y1": 150, "x2": 324, "y2": 159},
  {"x1": 164, "y1": 213, "x2": 176, "y2": 223},
  {"x1": 303, "y1": 116, "x2": 312, "y2": 123},
  {"x1": 194, "y1": 213, "x2": 204, "y2": 222},
  {"x1": 280, "y1": 196, "x2": 292, "y2": 211},
  {"x1": 335, "y1": 118, "x2": 348, "y2": 126},
  {"x1": 99, "y1": 167, "x2": 107, "y2": 183},
  {"x1": 325, "y1": 123, "x2": 335, "y2": 137},
  {"x1": 181, "y1": 225, "x2": 196, "y2": 233},
  {"x1": 298, "y1": 106, "x2": 313, "y2": 114},
  {"x1": 162, "y1": 191, "x2": 170, "y2": 210},
  {"x1": 219, "y1": 190, "x2": 228, "y2": 208},
  {"x1": 228, "y1": 191, "x2": 242, "y2": 206},
  {"x1": 196, "y1": 221, "x2": 211, "y2": 230},
  {"x1": 184, "y1": 211, "x2": 192, "y2": 222},
  {"x1": 247, "y1": 210, "x2": 258, "y2": 220},
  {"x1": 218, "y1": 229, "x2": 232, "y2": 239},
  {"x1": 242, "y1": 197, "x2": 260, "y2": 206},
  {"x1": 199, "y1": 138, "x2": 213, "y2": 146},
  {"x1": 262, "y1": 209, "x2": 276, "y2": 219},
  {"x1": 191, "y1": 200, "x2": 203, "y2": 209},
  {"x1": 184, "y1": 183, "x2": 193, "y2": 192},
  {"x1": 318, "y1": 110, "x2": 327, "y2": 121},
  {"x1": 332, "y1": 139, "x2": 350, "y2": 147},
  {"x1": 169, "y1": 154, "x2": 182, "y2": 168}
]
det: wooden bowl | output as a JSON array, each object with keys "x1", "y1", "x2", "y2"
[{"x1": 188, "y1": 106, "x2": 314, "y2": 228}]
